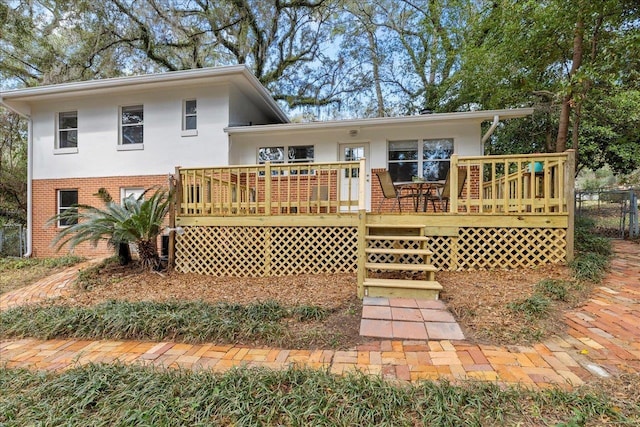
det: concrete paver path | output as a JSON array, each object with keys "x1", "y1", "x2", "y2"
[{"x1": 1, "y1": 241, "x2": 639, "y2": 388}]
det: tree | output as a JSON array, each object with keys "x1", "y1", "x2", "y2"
[
  {"x1": 49, "y1": 187, "x2": 173, "y2": 270},
  {"x1": 379, "y1": 0, "x2": 473, "y2": 114},
  {"x1": 455, "y1": 0, "x2": 640, "y2": 174},
  {"x1": 0, "y1": 109, "x2": 27, "y2": 223},
  {"x1": 80, "y1": 0, "x2": 355, "y2": 109}
]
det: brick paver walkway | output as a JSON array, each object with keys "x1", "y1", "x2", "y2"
[
  {"x1": 0, "y1": 259, "x2": 101, "y2": 311},
  {"x1": 360, "y1": 297, "x2": 465, "y2": 341},
  {"x1": 1, "y1": 241, "x2": 639, "y2": 389}
]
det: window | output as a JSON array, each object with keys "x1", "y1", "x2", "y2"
[
  {"x1": 423, "y1": 138, "x2": 454, "y2": 181},
  {"x1": 387, "y1": 138, "x2": 453, "y2": 181},
  {"x1": 120, "y1": 105, "x2": 143, "y2": 145},
  {"x1": 258, "y1": 146, "x2": 285, "y2": 165},
  {"x1": 183, "y1": 99, "x2": 197, "y2": 131},
  {"x1": 57, "y1": 111, "x2": 77, "y2": 149},
  {"x1": 57, "y1": 189, "x2": 78, "y2": 227},
  {"x1": 120, "y1": 188, "x2": 145, "y2": 204},
  {"x1": 257, "y1": 145, "x2": 314, "y2": 175}
]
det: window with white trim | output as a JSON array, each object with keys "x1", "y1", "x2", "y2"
[
  {"x1": 57, "y1": 111, "x2": 77, "y2": 149},
  {"x1": 257, "y1": 145, "x2": 314, "y2": 175},
  {"x1": 183, "y1": 99, "x2": 197, "y2": 131},
  {"x1": 57, "y1": 189, "x2": 78, "y2": 227},
  {"x1": 387, "y1": 138, "x2": 453, "y2": 181},
  {"x1": 120, "y1": 105, "x2": 144, "y2": 145},
  {"x1": 120, "y1": 187, "x2": 145, "y2": 204}
]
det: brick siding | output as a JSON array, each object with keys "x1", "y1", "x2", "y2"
[
  {"x1": 370, "y1": 166, "x2": 480, "y2": 213},
  {"x1": 32, "y1": 175, "x2": 169, "y2": 258}
]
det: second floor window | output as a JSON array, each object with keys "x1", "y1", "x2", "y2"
[
  {"x1": 183, "y1": 99, "x2": 197, "y2": 130},
  {"x1": 121, "y1": 105, "x2": 144, "y2": 145},
  {"x1": 57, "y1": 111, "x2": 77, "y2": 149}
]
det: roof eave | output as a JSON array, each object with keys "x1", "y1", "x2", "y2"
[
  {"x1": 0, "y1": 65, "x2": 289, "y2": 123},
  {"x1": 225, "y1": 108, "x2": 535, "y2": 134}
]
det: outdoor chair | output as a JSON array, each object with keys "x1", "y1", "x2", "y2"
[
  {"x1": 375, "y1": 170, "x2": 414, "y2": 213},
  {"x1": 425, "y1": 168, "x2": 467, "y2": 212}
]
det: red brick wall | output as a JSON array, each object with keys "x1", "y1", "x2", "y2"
[
  {"x1": 371, "y1": 167, "x2": 480, "y2": 213},
  {"x1": 32, "y1": 175, "x2": 169, "y2": 258}
]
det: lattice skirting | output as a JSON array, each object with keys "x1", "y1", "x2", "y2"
[
  {"x1": 176, "y1": 225, "x2": 567, "y2": 276},
  {"x1": 175, "y1": 226, "x2": 359, "y2": 276},
  {"x1": 366, "y1": 227, "x2": 567, "y2": 271}
]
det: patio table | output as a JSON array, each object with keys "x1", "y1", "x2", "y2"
[{"x1": 394, "y1": 180, "x2": 445, "y2": 212}]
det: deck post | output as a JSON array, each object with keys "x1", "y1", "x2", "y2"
[
  {"x1": 357, "y1": 158, "x2": 367, "y2": 297},
  {"x1": 564, "y1": 150, "x2": 576, "y2": 262},
  {"x1": 169, "y1": 167, "x2": 181, "y2": 269},
  {"x1": 449, "y1": 154, "x2": 459, "y2": 213},
  {"x1": 264, "y1": 161, "x2": 272, "y2": 215}
]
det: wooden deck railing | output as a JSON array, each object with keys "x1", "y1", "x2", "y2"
[
  {"x1": 176, "y1": 160, "x2": 366, "y2": 216},
  {"x1": 452, "y1": 150, "x2": 576, "y2": 214}
]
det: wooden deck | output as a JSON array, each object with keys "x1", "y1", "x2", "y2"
[{"x1": 172, "y1": 151, "x2": 575, "y2": 299}]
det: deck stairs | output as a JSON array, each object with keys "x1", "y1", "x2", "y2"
[{"x1": 362, "y1": 224, "x2": 442, "y2": 299}]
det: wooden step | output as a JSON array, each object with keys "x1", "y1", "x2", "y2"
[
  {"x1": 365, "y1": 262, "x2": 437, "y2": 272},
  {"x1": 366, "y1": 224, "x2": 426, "y2": 229},
  {"x1": 364, "y1": 278, "x2": 442, "y2": 290},
  {"x1": 365, "y1": 235, "x2": 430, "y2": 241},
  {"x1": 365, "y1": 248, "x2": 433, "y2": 256},
  {"x1": 366, "y1": 224, "x2": 426, "y2": 237},
  {"x1": 363, "y1": 278, "x2": 442, "y2": 299}
]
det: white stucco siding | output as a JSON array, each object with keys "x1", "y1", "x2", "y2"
[
  {"x1": 228, "y1": 120, "x2": 482, "y2": 168},
  {"x1": 228, "y1": 86, "x2": 274, "y2": 127},
  {"x1": 32, "y1": 85, "x2": 231, "y2": 179}
]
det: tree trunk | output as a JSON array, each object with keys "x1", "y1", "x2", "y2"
[
  {"x1": 556, "y1": 12, "x2": 584, "y2": 152},
  {"x1": 367, "y1": 29, "x2": 385, "y2": 117},
  {"x1": 137, "y1": 239, "x2": 161, "y2": 270},
  {"x1": 117, "y1": 242, "x2": 132, "y2": 266}
]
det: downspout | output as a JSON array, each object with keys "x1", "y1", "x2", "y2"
[
  {"x1": 480, "y1": 115, "x2": 500, "y2": 156},
  {"x1": 0, "y1": 99, "x2": 32, "y2": 257},
  {"x1": 24, "y1": 117, "x2": 32, "y2": 257}
]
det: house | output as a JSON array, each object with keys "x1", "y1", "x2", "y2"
[{"x1": 0, "y1": 66, "x2": 574, "y2": 299}]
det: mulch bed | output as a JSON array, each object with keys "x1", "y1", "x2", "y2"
[{"x1": 58, "y1": 260, "x2": 579, "y2": 348}]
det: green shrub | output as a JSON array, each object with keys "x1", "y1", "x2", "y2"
[
  {"x1": 290, "y1": 305, "x2": 329, "y2": 321},
  {"x1": 507, "y1": 294, "x2": 551, "y2": 318},
  {"x1": 0, "y1": 300, "x2": 330, "y2": 345},
  {"x1": 0, "y1": 256, "x2": 84, "y2": 272},
  {"x1": 574, "y1": 216, "x2": 612, "y2": 256},
  {"x1": 0, "y1": 364, "x2": 633, "y2": 426},
  {"x1": 535, "y1": 279, "x2": 571, "y2": 302},
  {"x1": 570, "y1": 253, "x2": 609, "y2": 282}
]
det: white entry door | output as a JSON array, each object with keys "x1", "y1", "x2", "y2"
[{"x1": 339, "y1": 142, "x2": 370, "y2": 212}]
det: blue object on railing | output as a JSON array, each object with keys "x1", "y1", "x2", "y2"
[{"x1": 527, "y1": 161, "x2": 544, "y2": 173}]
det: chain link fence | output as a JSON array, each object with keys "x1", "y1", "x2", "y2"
[
  {"x1": 0, "y1": 224, "x2": 26, "y2": 257},
  {"x1": 576, "y1": 189, "x2": 640, "y2": 239}
]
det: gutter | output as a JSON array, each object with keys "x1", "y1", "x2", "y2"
[
  {"x1": 0, "y1": 98, "x2": 32, "y2": 257},
  {"x1": 480, "y1": 115, "x2": 500, "y2": 156},
  {"x1": 225, "y1": 108, "x2": 533, "y2": 135}
]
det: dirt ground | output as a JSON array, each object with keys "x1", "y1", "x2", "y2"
[{"x1": 56, "y1": 260, "x2": 579, "y2": 348}]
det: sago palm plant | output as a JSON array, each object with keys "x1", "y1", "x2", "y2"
[{"x1": 49, "y1": 187, "x2": 173, "y2": 270}]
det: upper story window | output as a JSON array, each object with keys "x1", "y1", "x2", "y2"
[
  {"x1": 120, "y1": 105, "x2": 144, "y2": 145},
  {"x1": 57, "y1": 111, "x2": 77, "y2": 150},
  {"x1": 57, "y1": 189, "x2": 78, "y2": 227},
  {"x1": 183, "y1": 99, "x2": 197, "y2": 131},
  {"x1": 387, "y1": 138, "x2": 453, "y2": 182}
]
